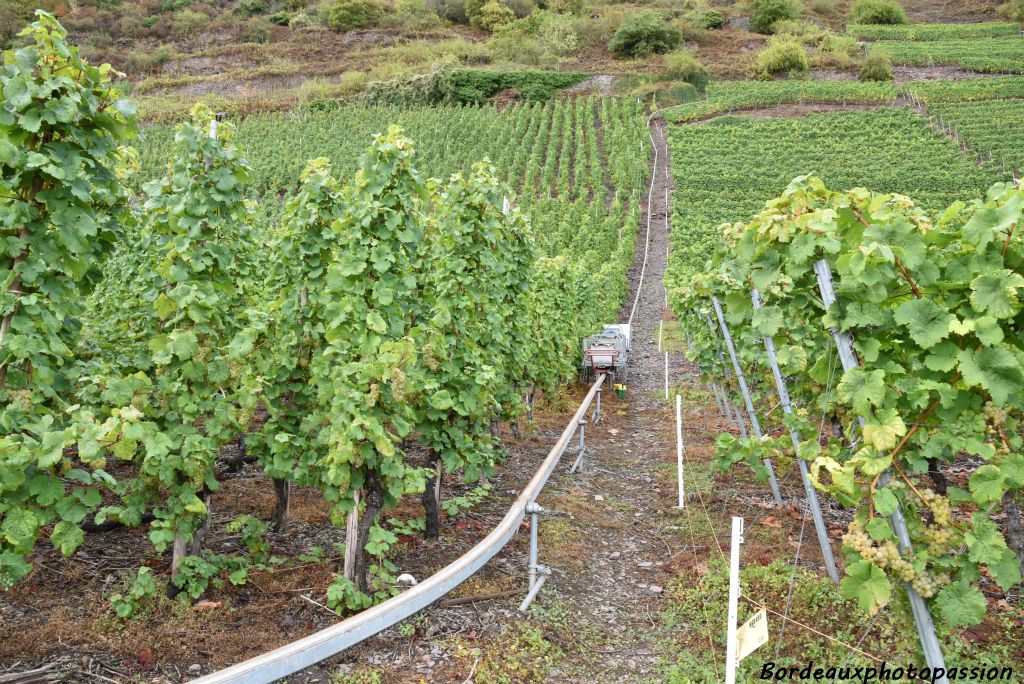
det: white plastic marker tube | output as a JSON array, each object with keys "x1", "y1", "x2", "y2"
[
  {"x1": 664, "y1": 351, "x2": 669, "y2": 400},
  {"x1": 675, "y1": 393, "x2": 685, "y2": 509},
  {"x1": 725, "y1": 517, "x2": 744, "y2": 684}
]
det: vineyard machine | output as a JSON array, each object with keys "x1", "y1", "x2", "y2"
[{"x1": 581, "y1": 323, "x2": 630, "y2": 383}]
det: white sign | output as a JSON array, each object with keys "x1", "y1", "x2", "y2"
[{"x1": 736, "y1": 608, "x2": 769, "y2": 662}]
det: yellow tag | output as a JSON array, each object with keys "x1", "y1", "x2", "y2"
[{"x1": 736, "y1": 609, "x2": 769, "y2": 662}]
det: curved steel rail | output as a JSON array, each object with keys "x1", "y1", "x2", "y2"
[{"x1": 191, "y1": 374, "x2": 605, "y2": 684}]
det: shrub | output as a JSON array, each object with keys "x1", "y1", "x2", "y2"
[
  {"x1": 997, "y1": 0, "x2": 1024, "y2": 21},
  {"x1": 608, "y1": 12, "x2": 682, "y2": 57},
  {"x1": 749, "y1": 0, "x2": 802, "y2": 34},
  {"x1": 503, "y1": 0, "x2": 536, "y2": 18},
  {"x1": 124, "y1": 44, "x2": 176, "y2": 73},
  {"x1": 753, "y1": 37, "x2": 808, "y2": 77},
  {"x1": 323, "y1": 0, "x2": 389, "y2": 31},
  {"x1": 849, "y1": 0, "x2": 907, "y2": 24},
  {"x1": 171, "y1": 8, "x2": 209, "y2": 37},
  {"x1": 773, "y1": 18, "x2": 828, "y2": 46},
  {"x1": 808, "y1": 0, "x2": 837, "y2": 14},
  {"x1": 471, "y1": 0, "x2": 515, "y2": 30},
  {"x1": 244, "y1": 16, "x2": 272, "y2": 41},
  {"x1": 859, "y1": 48, "x2": 892, "y2": 80},
  {"x1": 825, "y1": 33, "x2": 859, "y2": 67},
  {"x1": 238, "y1": 0, "x2": 266, "y2": 14},
  {"x1": 685, "y1": 8, "x2": 725, "y2": 29},
  {"x1": 548, "y1": 0, "x2": 584, "y2": 14},
  {"x1": 428, "y1": 0, "x2": 468, "y2": 22},
  {"x1": 663, "y1": 49, "x2": 711, "y2": 90},
  {"x1": 395, "y1": 0, "x2": 443, "y2": 27}
]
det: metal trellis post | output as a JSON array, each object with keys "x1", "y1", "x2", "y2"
[
  {"x1": 705, "y1": 312, "x2": 739, "y2": 429},
  {"x1": 711, "y1": 297, "x2": 783, "y2": 505},
  {"x1": 813, "y1": 259, "x2": 948, "y2": 683},
  {"x1": 751, "y1": 289, "x2": 839, "y2": 583}
]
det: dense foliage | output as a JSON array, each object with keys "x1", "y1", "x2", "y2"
[
  {"x1": 0, "y1": 12, "x2": 138, "y2": 587},
  {"x1": 673, "y1": 175, "x2": 1024, "y2": 628},
  {"x1": 749, "y1": 0, "x2": 803, "y2": 34},
  {"x1": 849, "y1": 0, "x2": 907, "y2": 25},
  {"x1": 608, "y1": 12, "x2": 682, "y2": 57},
  {"x1": 1, "y1": 14, "x2": 648, "y2": 603}
]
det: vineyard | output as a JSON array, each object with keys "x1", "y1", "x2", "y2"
[
  {"x1": 926, "y1": 99, "x2": 1024, "y2": 176},
  {"x1": 3, "y1": 6, "x2": 1024, "y2": 684},
  {"x1": 847, "y1": 23, "x2": 1023, "y2": 41},
  {"x1": 874, "y1": 37, "x2": 1024, "y2": 74}
]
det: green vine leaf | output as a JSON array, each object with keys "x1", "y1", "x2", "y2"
[{"x1": 935, "y1": 581, "x2": 986, "y2": 627}]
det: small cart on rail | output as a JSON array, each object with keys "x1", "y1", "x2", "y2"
[{"x1": 581, "y1": 323, "x2": 631, "y2": 384}]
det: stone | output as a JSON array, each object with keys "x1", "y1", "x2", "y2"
[
  {"x1": 188, "y1": 664, "x2": 202, "y2": 674},
  {"x1": 609, "y1": 551, "x2": 621, "y2": 560},
  {"x1": 649, "y1": 584, "x2": 664, "y2": 594}
]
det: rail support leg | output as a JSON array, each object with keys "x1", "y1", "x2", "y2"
[
  {"x1": 570, "y1": 419, "x2": 588, "y2": 473},
  {"x1": 594, "y1": 387, "x2": 602, "y2": 424},
  {"x1": 520, "y1": 503, "x2": 550, "y2": 613}
]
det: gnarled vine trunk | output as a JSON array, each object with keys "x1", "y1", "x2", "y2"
[
  {"x1": 271, "y1": 478, "x2": 290, "y2": 530},
  {"x1": 354, "y1": 476, "x2": 384, "y2": 594},
  {"x1": 422, "y1": 452, "x2": 442, "y2": 540}
]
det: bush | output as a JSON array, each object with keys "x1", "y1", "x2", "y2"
[
  {"x1": 849, "y1": 0, "x2": 907, "y2": 24},
  {"x1": 428, "y1": 0, "x2": 468, "y2": 22},
  {"x1": 859, "y1": 48, "x2": 892, "y2": 80},
  {"x1": 773, "y1": 18, "x2": 828, "y2": 46},
  {"x1": 124, "y1": 44, "x2": 176, "y2": 73},
  {"x1": 172, "y1": 8, "x2": 209, "y2": 37},
  {"x1": 663, "y1": 49, "x2": 711, "y2": 90},
  {"x1": 244, "y1": 16, "x2": 272, "y2": 41},
  {"x1": 608, "y1": 12, "x2": 682, "y2": 57},
  {"x1": 395, "y1": 0, "x2": 443, "y2": 27},
  {"x1": 238, "y1": 0, "x2": 266, "y2": 14},
  {"x1": 808, "y1": 0, "x2": 837, "y2": 15},
  {"x1": 323, "y1": 0, "x2": 389, "y2": 31},
  {"x1": 825, "y1": 33, "x2": 859, "y2": 67},
  {"x1": 997, "y1": 0, "x2": 1024, "y2": 21},
  {"x1": 685, "y1": 8, "x2": 725, "y2": 29},
  {"x1": 753, "y1": 37, "x2": 808, "y2": 77},
  {"x1": 471, "y1": 0, "x2": 515, "y2": 30},
  {"x1": 749, "y1": 0, "x2": 803, "y2": 34}
]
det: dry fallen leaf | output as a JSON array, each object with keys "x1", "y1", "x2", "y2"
[
  {"x1": 759, "y1": 516, "x2": 783, "y2": 529},
  {"x1": 194, "y1": 600, "x2": 222, "y2": 612}
]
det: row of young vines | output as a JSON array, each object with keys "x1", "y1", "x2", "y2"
[
  {"x1": 0, "y1": 13, "x2": 647, "y2": 613},
  {"x1": 672, "y1": 174, "x2": 1024, "y2": 629}
]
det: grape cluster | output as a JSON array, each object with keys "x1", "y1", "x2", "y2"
[
  {"x1": 843, "y1": 520, "x2": 914, "y2": 581},
  {"x1": 390, "y1": 368, "x2": 407, "y2": 401},
  {"x1": 911, "y1": 569, "x2": 949, "y2": 598},
  {"x1": 918, "y1": 489, "x2": 959, "y2": 556},
  {"x1": 7, "y1": 389, "x2": 34, "y2": 410},
  {"x1": 422, "y1": 344, "x2": 439, "y2": 372},
  {"x1": 367, "y1": 382, "x2": 380, "y2": 407}
]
